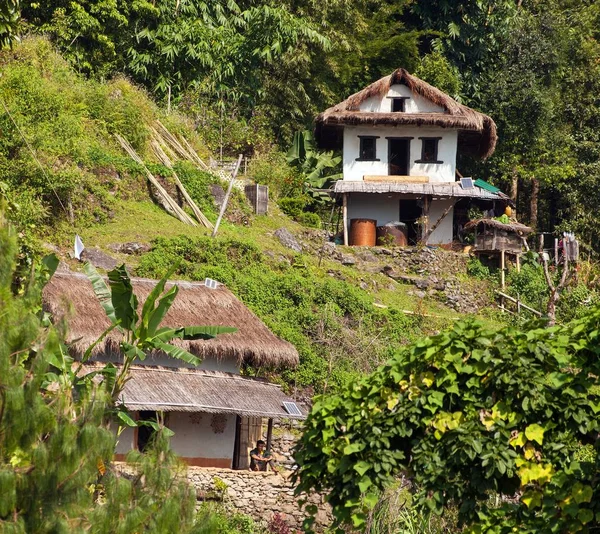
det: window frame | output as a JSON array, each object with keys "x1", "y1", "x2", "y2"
[
  {"x1": 416, "y1": 137, "x2": 443, "y2": 164},
  {"x1": 388, "y1": 96, "x2": 409, "y2": 113},
  {"x1": 356, "y1": 135, "x2": 380, "y2": 161}
]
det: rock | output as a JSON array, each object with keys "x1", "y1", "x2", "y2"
[
  {"x1": 340, "y1": 255, "x2": 355, "y2": 265},
  {"x1": 80, "y1": 247, "x2": 119, "y2": 270},
  {"x1": 109, "y1": 242, "x2": 151, "y2": 255},
  {"x1": 210, "y1": 184, "x2": 226, "y2": 208},
  {"x1": 42, "y1": 242, "x2": 60, "y2": 253},
  {"x1": 408, "y1": 290, "x2": 426, "y2": 299},
  {"x1": 356, "y1": 251, "x2": 378, "y2": 263},
  {"x1": 321, "y1": 242, "x2": 336, "y2": 256},
  {"x1": 274, "y1": 228, "x2": 303, "y2": 253}
]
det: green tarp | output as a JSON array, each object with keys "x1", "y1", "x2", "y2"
[{"x1": 474, "y1": 179, "x2": 501, "y2": 193}]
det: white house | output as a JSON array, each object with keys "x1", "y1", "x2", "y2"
[
  {"x1": 43, "y1": 272, "x2": 303, "y2": 469},
  {"x1": 315, "y1": 68, "x2": 507, "y2": 246}
]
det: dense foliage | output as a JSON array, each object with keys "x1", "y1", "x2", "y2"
[
  {"x1": 0, "y1": 217, "x2": 209, "y2": 532},
  {"x1": 295, "y1": 311, "x2": 600, "y2": 532}
]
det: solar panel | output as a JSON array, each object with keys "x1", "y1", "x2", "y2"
[
  {"x1": 204, "y1": 278, "x2": 218, "y2": 289},
  {"x1": 460, "y1": 177, "x2": 474, "y2": 189},
  {"x1": 282, "y1": 401, "x2": 302, "y2": 416}
]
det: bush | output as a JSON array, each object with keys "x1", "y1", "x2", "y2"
[
  {"x1": 296, "y1": 212, "x2": 321, "y2": 229},
  {"x1": 466, "y1": 257, "x2": 492, "y2": 280},
  {"x1": 278, "y1": 197, "x2": 307, "y2": 219}
]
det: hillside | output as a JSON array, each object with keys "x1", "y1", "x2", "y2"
[{"x1": 0, "y1": 38, "x2": 504, "y2": 393}]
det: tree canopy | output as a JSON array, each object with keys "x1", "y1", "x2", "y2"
[{"x1": 294, "y1": 311, "x2": 600, "y2": 532}]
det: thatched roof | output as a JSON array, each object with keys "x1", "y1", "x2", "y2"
[
  {"x1": 43, "y1": 272, "x2": 299, "y2": 368},
  {"x1": 464, "y1": 218, "x2": 533, "y2": 235},
  {"x1": 315, "y1": 68, "x2": 497, "y2": 160},
  {"x1": 80, "y1": 363, "x2": 305, "y2": 419},
  {"x1": 334, "y1": 180, "x2": 504, "y2": 200}
]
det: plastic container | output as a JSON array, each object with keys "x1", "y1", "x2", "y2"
[
  {"x1": 349, "y1": 218, "x2": 377, "y2": 246},
  {"x1": 376, "y1": 222, "x2": 407, "y2": 246}
]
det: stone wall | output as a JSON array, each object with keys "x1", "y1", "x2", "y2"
[{"x1": 187, "y1": 467, "x2": 332, "y2": 531}]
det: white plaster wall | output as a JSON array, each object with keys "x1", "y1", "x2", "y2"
[
  {"x1": 358, "y1": 84, "x2": 445, "y2": 113},
  {"x1": 168, "y1": 412, "x2": 236, "y2": 462},
  {"x1": 106, "y1": 353, "x2": 241, "y2": 374},
  {"x1": 343, "y1": 126, "x2": 457, "y2": 182},
  {"x1": 114, "y1": 424, "x2": 135, "y2": 455},
  {"x1": 346, "y1": 193, "x2": 400, "y2": 227},
  {"x1": 427, "y1": 199, "x2": 455, "y2": 245},
  {"x1": 199, "y1": 355, "x2": 239, "y2": 374}
]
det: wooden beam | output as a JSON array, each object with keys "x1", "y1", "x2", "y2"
[
  {"x1": 211, "y1": 154, "x2": 243, "y2": 238},
  {"x1": 342, "y1": 193, "x2": 348, "y2": 246},
  {"x1": 421, "y1": 199, "x2": 456, "y2": 244},
  {"x1": 363, "y1": 175, "x2": 429, "y2": 184},
  {"x1": 266, "y1": 418, "x2": 273, "y2": 451},
  {"x1": 501, "y1": 249, "x2": 506, "y2": 289}
]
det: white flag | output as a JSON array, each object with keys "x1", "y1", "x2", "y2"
[{"x1": 74, "y1": 235, "x2": 85, "y2": 260}]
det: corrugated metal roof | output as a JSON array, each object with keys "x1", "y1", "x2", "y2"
[
  {"x1": 333, "y1": 180, "x2": 504, "y2": 200},
  {"x1": 81, "y1": 364, "x2": 306, "y2": 419}
]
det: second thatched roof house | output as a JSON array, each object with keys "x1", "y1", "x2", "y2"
[
  {"x1": 316, "y1": 68, "x2": 509, "y2": 247},
  {"x1": 43, "y1": 271, "x2": 303, "y2": 470}
]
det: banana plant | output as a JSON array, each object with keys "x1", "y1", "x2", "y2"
[
  {"x1": 287, "y1": 130, "x2": 342, "y2": 204},
  {"x1": 83, "y1": 262, "x2": 237, "y2": 405}
]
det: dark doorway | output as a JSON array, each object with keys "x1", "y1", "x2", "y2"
[
  {"x1": 137, "y1": 411, "x2": 158, "y2": 452},
  {"x1": 399, "y1": 199, "x2": 422, "y2": 245},
  {"x1": 388, "y1": 138, "x2": 411, "y2": 176}
]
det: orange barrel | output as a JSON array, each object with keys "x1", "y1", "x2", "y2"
[
  {"x1": 349, "y1": 218, "x2": 377, "y2": 246},
  {"x1": 376, "y1": 222, "x2": 407, "y2": 246}
]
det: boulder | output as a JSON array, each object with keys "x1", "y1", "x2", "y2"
[
  {"x1": 274, "y1": 228, "x2": 303, "y2": 253},
  {"x1": 109, "y1": 242, "x2": 151, "y2": 255},
  {"x1": 80, "y1": 248, "x2": 119, "y2": 271}
]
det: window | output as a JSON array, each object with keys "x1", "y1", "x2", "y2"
[
  {"x1": 391, "y1": 97, "x2": 408, "y2": 112},
  {"x1": 357, "y1": 136, "x2": 379, "y2": 161},
  {"x1": 416, "y1": 137, "x2": 442, "y2": 163}
]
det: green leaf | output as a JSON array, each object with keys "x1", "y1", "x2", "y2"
[
  {"x1": 522, "y1": 490, "x2": 542, "y2": 509},
  {"x1": 83, "y1": 262, "x2": 116, "y2": 324},
  {"x1": 108, "y1": 265, "x2": 139, "y2": 331},
  {"x1": 140, "y1": 263, "x2": 179, "y2": 338},
  {"x1": 363, "y1": 492, "x2": 379, "y2": 510},
  {"x1": 357, "y1": 476, "x2": 372, "y2": 493},
  {"x1": 354, "y1": 461, "x2": 370, "y2": 477},
  {"x1": 578, "y1": 508, "x2": 594, "y2": 525},
  {"x1": 146, "y1": 285, "x2": 179, "y2": 337},
  {"x1": 344, "y1": 443, "x2": 365, "y2": 455},
  {"x1": 117, "y1": 411, "x2": 137, "y2": 427},
  {"x1": 41, "y1": 254, "x2": 59, "y2": 282},
  {"x1": 152, "y1": 341, "x2": 201, "y2": 366},
  {"x1": 572, "y1": 483, "x2": 593, "y2": 504},
  {"x1": 525, "y1": 424, "x2": 545, "y2": 445}
]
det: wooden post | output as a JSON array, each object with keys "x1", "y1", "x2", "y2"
[
  {"x1": 266, "y1": 418, "x2": 273, "y2": 452},
  {"x1": 342, "y1": 193, "x2": 348, "y2": 246},
  {"x1": 517, "y1": 293, "x2": 521, "y2": 315},
  {"x1": 211, "y1": 154, "x2": 243, "y2": 238},
  {"x1": 421, "y1": 199, "x2": 456, "y2": 244},
  {"x1": 501, "y1": 249, "x2": 506, "y2": 289},
  {"x1": 516, "y1": 254, "x2": 521, "y2": 273},
  {"x1": 554, "y1": 238, "x2": 559, "y2": 265},
  {"x1": 421, "y1": 196, "x2": 431, "y2": 244}
]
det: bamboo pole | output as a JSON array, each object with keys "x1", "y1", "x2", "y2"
[
  {"x1": 211, "y1": 154, "x2": 243, "y2": 238},
  {"x1": 342, "y1": 193, "x2": 348, "y2": 246},
  {"x1": 115, "y1": 134, "x2": 197, "y2": 226},
  {"x1": 150, "y1": 138, "x2": 214, "y2": 229},
  {"x1": 501, "y1": 249, "x2": 506, "y2": 289}
]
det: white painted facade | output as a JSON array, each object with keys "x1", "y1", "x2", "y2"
[
  {"x1": 341, "y1": 83, "x2": 459, "y2": 245},
  {"x1": 114, "y1": 411, "x2": 237, "y2": 467},
  {"x1": 168, "y1": 412, "x2": 236, "y2": 464},
  {"x1": 358, "y1": 84, "x2": 445, "y2": 113},
  {"x1": 342, "y1": 126, "x2": 457, "y2": 183}
]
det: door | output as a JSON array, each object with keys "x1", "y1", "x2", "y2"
[
  {"x1": 388, "y1": 138, "x2": 411, "y2": 176},
  {"x1": 399, "y1": 199, "x2": 422, "y2": 245}
]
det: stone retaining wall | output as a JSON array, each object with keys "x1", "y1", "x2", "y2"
[{"x1": 187, "y1": 467, "x2": 332, "y2": 530}]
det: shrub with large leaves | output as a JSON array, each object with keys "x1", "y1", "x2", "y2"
[{"x1": 294, "y1": 314, "x2": 600, "y2": 532}]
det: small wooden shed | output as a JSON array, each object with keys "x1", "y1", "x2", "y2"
[{"x1": 464, "y1": 218, "x2": 533, "y2": 254}]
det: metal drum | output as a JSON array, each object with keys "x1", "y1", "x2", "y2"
[
  {"x1": 349, "y1": 218, "x2": 377, "y2": 246},
  {"x1": 376, "y1": 222, "x2": 408, "y2": 246}
]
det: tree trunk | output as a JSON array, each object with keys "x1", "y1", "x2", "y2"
[
  {"x1": 530, "y1": 178, "x2": 539, "y2": 229},
  {"x1": 510, "y1": 168, "x2": 518, "y2": 202},
  {"x1": 546, "y1": 289, "x2": 559, "y2": 326}
]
